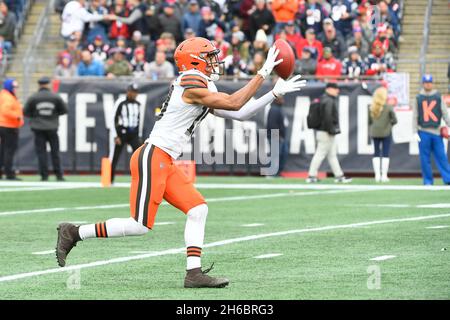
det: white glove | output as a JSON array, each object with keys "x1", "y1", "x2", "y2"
[
  {"x1": 257, "y1": 45, "x2": 283, "y2": 79},
  {"x1": 413, "y1": 133, "x2": 421, "y2": 142},
  {"x1": 272, "y1": 75, "x2": 307, "y2": 97}
]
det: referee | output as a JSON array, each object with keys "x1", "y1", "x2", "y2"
[
  {"x1": 110, "y1": 83, "x2": 142, "y2": 183},
  {"x1": 24, "y1": 76, "x2": 67, "y2": 181}
]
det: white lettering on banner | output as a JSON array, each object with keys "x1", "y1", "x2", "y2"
[
  {"x1": 136, "y1": 94, "x2": 147, "y2": 138},
  {"x1": 102, "y1": 94, "x2": 116, "y2": 130},
  {"x1": 75, "y1": 94, "x2": 97, "y2": 152},
  {"x1": 58, "y1": 93, "x2": 68, "y2": 152},
  {"x1": 198, "y1": 113, "x2": 225, "y2": 154},
  {"x1": 336, "y1": 96, "x2": 349, "y2": 154},
  {"x1": 233, "y1": 120, "x2": 257, "y2": 154},
  {"x1": 357, "y1": 95, "x2": 374, "y2": 155},
  {"x1": 290, "y1": 96, "x2": 315, "y2": 154}
]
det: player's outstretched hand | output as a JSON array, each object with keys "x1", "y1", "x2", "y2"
[
  {"x1": 272, "y1": 74, "x2": 307, "y2": 98},
  {"x1": 257, "y1": 46, "x2": 283, "y2": 79}
]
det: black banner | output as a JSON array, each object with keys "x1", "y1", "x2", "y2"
[{"x1": 15, "y1": 78, "x2": 448, "y2": 174}]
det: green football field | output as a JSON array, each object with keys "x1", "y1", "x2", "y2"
[{"x1": 0, "y1": 176, "x2": 449, "y2": 300}]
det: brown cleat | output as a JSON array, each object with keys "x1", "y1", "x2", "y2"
[
  {"x1": 184, "y1": 264, "x2": 229, "y2": 288},
  {"x1": 56, "y1": 223, "x2": 81, "y2": 267}
]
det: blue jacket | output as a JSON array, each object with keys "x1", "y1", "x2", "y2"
[
  {"x1": 77, "y1": 60, "x2": 105, "y2": 76},
  {"x1": 183, "y1": 12, "x2": 202, "y2": 36}
]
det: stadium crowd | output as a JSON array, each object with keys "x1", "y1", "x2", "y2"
[{"x1": 55, "y1": 0, "x2": 403, "y2": 79}]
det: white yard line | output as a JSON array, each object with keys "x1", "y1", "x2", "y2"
[
  {"x1": 241, "y1": 223, "x2": 265, "y2": 227},
  {"x1": 426, "y1": 225, "x2": 449, "y2": 229},
  {"x1": 1, "y1": 212, "x2": 450, "y2": 283},
  {"x1": 0, "y1": 189, "x2": 368, "y2": 218},
  {"x1": 153, "y1": 222, "x2": 175, "y2": 226},
  {"x1": 370, "y1": 255, "x2": 396, "y2": 261},
  {"x1": 254, "y1": 253, "x2": 283, "y2": 259},
  {"x1": 31, "y1": 250, "x2": 55, "y2": 255},
  {"x1": 1, "y1": 181, "x2": 450, "y2": 191}
]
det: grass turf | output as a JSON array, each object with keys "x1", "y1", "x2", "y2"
[{"x1": 0, "y1": 176, "x2": 449, "y2": 299}]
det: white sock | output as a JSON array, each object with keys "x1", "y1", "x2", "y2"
[
  {"x1": 78, "y1": 217, "x2": 149, "y2": 240},
  {"x1": 184, "y1": 204, "x2": 208, "y2": 270}
]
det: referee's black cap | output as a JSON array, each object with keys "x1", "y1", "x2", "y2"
[{"x1": 127, "y1": 83, "x2": 139, "y2": 92}]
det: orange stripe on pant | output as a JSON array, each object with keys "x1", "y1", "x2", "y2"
[{"x1": 129, "y1": 143, "x2": 206, "y2": 229}]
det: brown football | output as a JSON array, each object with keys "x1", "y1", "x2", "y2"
[{"x1": 273, "y1": 39, "x2": 295, "y2": 80}]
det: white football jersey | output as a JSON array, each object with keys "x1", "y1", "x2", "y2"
[{"x1": 146, "y1": 70, "x2": 218, "y2": 159}]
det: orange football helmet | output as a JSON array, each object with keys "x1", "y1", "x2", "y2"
[{"x1": 174, "y1": 37, "x2": 223, "y2": 77}]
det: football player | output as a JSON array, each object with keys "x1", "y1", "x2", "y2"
[{"x1": 56, "y1": 37, "x2": 306, "y2": 288}]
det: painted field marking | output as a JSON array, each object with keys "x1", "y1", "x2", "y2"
[
  {"x1": 426, "y1": 225, "x2": 449, "y2": 229},
  {"x1": 154, "y1": 222, "x2": 175, "y2": 226},
  {"x1": 1, "y1": 212, "x2": 450, "y2": 283},
  {"x1": 418, "y1": 204, "x2": 450, "y2": 208},
  {"x1": 2, "y1": 181, "x2": 450, "y2": 192},
  {"x1": 254, "y1": 253, "x2": 283, "y2": 259},
  {"x1": 0, "y1": 189, "x2": 368, "y2": 218},
  {"x1": 370, "y1": 255, "x2": 396, "y2": 261},
  {"x1": 241, "y1": 223, "x2": 265, "y2": 227},
  {"x1": 32, "y1": 250, "x2": 55, "y2": 255}
]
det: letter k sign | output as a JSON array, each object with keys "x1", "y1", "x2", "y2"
[{"x1": 422, "y1": 100, "x2": 438, "y2": 122}]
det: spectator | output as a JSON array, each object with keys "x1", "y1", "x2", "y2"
[
  {"x1": 197, "y1": 6, "x2": 227, "y2": 40},
  {"x1": 342, "y1": 46, "x2": 365, "y2": 78},
  {"x1": 329, "y1": 0, "x2": 358, "y2": 40},
  {"x1": 23, "y1": 77, "x2": 68, "y2": 182},
  {"x1": 130, "y1": 30, "x2": 144, "y2": 51},
  {"x1": 247, "y1": 51, "x2": 266, "y2": 75},
  {"x1": 54, "y1": 52, "x2": 77, "y2": 77},
  {"x1": 318, "y1": 18, "x2": 346, "y2": 60},
  {"x1": 184, "y1": 27, "x2": 196, "y2": 40},
  {"x1": 60, "y1": 0, "x2": 109, "y2": 39},
  {"x1": 105, "y1": 47, "x2": 132, "y2": 78},
  {"x1": 299, "y1": 0, "x2": 328, "y2": 35},
  {"x1": 297, "y1": 28, "x2": 323, "y2": 60},
  {"x1": 158, "y1": 2, "x2": 183, "y2": 43},
  {"x1": 58, "y1": 34, "x2": 82, "y2": 66},
  {"x1": 272, "y1": 0, "x2": 299, "y2": 34},
  {"x1": 306, "y1": 82, "x2": 352, "y2": 183},
  {"x1": 108, "y1": 0, "x2": 130, "y2": 42},
  {"x1": 377, "y1": 0, "x2": 399, "y2": 40},
  {"x1": 355, "y1": 6, "x2": 374, "y2": 43},
  {"x1": 413, "y1": 74, "x2": 450, "y2": 185},
  {"x1": 226, "y1": 30, "x2": 250, "y2": 76},
  {"x1": 266, "y1": 96, "x2": 289, "y2": 176},
  {"x1": 87, "y1": 35, "x2": 110, "y2": 62},
  {"x1": 346, "y1": 25, "x2": 369, "y2": 59},
  {"x1": 295, "y1": 47, "x2": 317, "y2": 75},
  {"x1": 143, "y1": 4, "x2": 162, "y2": 41},
  {"x1": 183, "y1": 0, "x2": 202, "y2": 36},
  {"x1": 369, "y1": 86, "x2": 397, "y2": 182},
  {"x1": 238, "y1": 0, "x2": 255, "y2": 39},
  {"x1": 365, "y1": 40, "x2": 394, "y2": 76},
  {"x1": 149, "y1": 32, "x2": 177, "y2": 65},
  {"x1": 86, "y1": 0, "x2": 109, "y2": 44},
  {"x1": 212, "y1": 28, "x2": 230, "y2": 62},
  {"x1": 250, "y1": 29, "x2": 269, "y2": 58},
  {"x1": 316, "y1": 47, "x2": 342, "y2": 78},
  {"x1": 115, "y1": 35, "x2": 133, "y2": 60},
  {"x1": 114, "y1": 0, "x2": 150, "y2": 41},
  {"x1": 375, "y1": 23, "x2": 397, "y2": 56},
  {"x1": 281, "y1": 21, "x2": 303, "y2": 58},
  {"x1": 0, "y1": 1, "x2": 16, "y2": 51},
  {"x1": 77, "y1": 49, "x2": 105, "y2": 76},
  {"x1": 0, "y1": 78, "x2": 23, "y2": 180},
  {"x1": 55, "y1": 0, "x2": 70, "y2": 14},
  {"x1": 248, "y1": 0, "x2": 275, "y2": 42},
  {"x1": 146, "y1": 50, "x2": 174, "y2": 80},
  {"x1": 130, "y1": 47, "x2": 149, "y2": 78}
]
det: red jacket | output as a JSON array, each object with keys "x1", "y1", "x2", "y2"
[
  {"x1": 296, "y1": 38, "x2": 323, "y2": 60},
  {"x1": 316, "y1": 57, "x2": 342, "y2": 77}
]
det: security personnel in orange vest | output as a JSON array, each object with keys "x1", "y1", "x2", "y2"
[
  {"x1": 0, "y1": 78, "x2": 24, "y2": 180},
  {"x1": 413, "y1": 74, "x2": 450, "y2": 185}
]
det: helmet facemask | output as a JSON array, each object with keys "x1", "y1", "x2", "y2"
[{"x1": 202, "y1": 49, "x2": 224, "y2": 81}]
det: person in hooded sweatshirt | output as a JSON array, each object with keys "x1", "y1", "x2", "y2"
[{"x1": 0, "y1": 78, "x2": 24, "y2": 180}]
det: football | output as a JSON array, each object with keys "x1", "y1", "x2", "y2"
[{"x1": 273, "y1": 39, "x2": 295, "y2": 80}]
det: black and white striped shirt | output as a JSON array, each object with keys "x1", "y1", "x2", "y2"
[{"x1": 114, "y1": 98, "x2": 141, "y2": 136}]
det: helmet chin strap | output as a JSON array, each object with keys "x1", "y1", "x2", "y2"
[{"x1": 210, "y1": 74, "x2": 220, "y2": 82}]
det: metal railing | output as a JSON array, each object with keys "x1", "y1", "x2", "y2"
[
  {"x1": 420, "y1": 0, "x2": 434, "y2": 80},
  {"x1": 22, "y1": 0, "x2": 55, "y2": 101}
]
